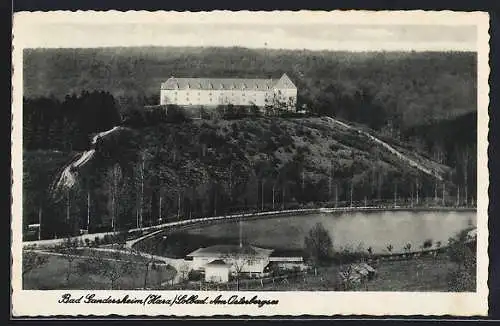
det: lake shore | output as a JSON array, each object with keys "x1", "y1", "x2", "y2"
[{"x1": 23, "y1": 205, "x2": 476, "y2": 250}]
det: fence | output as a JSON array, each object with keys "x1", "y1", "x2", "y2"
[{"x1": 165, "y1": 271, "x2": 315, "y2": 291}]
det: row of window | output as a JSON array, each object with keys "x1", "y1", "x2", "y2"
[
  {"x1": 173, "y1": 94, "x2": 258, "y2": 101},
  {"x1": 172, "y1": 91, "x2": 257, "y2": 96}
]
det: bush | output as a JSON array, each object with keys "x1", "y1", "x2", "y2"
[
  {"x1": 188, "y1": 270, "x2": 203, "y2": 282},
  {"x1": 423, "y1": 239, "x2": 433, "y2": 249}
]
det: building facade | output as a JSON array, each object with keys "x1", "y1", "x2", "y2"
[
  {"x1": 186, "y1": 244, "x2": 274, "y2": 277},
  {"x1": 160, "y1": 73, "x2": 297, "y2": 110},
  {"x1": 204, "y1": 260, "x2": 231, "y2": 283}
]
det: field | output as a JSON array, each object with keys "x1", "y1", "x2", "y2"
[
  {"x1": 22, "y1": 250, "x2": 176, "y2": 290},
  {"x1": 155, "y1": 256, "x2": 468, "y2": 292}
]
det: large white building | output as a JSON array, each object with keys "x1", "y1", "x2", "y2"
[
  {"x1": 160, "y1": 73, "x2": 297, "y2": 110},
  {"x1": 186, "y1": 244, "x2": 274, "y2": 278}
]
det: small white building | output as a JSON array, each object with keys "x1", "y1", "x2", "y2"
[{"x1": 204, "y1": 259, "x2": 230, "y2": 283}]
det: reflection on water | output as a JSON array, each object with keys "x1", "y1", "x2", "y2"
[{"x1": 150, "y1": 210, "x2": 477, "y2": 257}]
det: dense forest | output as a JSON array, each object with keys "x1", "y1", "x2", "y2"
[
  {"x1": 24, "y1": 47, "x2": 476, "y2": 129},
  {"x1": 21, "y1": 47, "x2": 478, "y2": 239}
]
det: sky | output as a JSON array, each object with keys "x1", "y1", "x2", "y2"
[{"x1": 13, "y1": 11, "x2": 484, "y2": 52}]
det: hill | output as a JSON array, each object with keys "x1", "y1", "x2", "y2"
[
  {"x1": 24, "y1": 116, "x2": 457, "y2": 239},
  {"x1": 23, "y1": 47, "x2": 477, "y2": 129}
]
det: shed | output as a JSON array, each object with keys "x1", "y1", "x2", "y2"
[
  {"x1": 339, "y1": 262, "x2": 377, "y2": 285},
  {"x1": 204, "y1": 259, "x2": 231, "y2": 283}
]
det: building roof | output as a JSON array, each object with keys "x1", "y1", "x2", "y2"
[
  {"x1": 270, "y1": 249, "x2": 304, "y2": 258},
  {"x1": 161, "y1": 73, "x2": 296, "y2": 91},
  {"x1": 186, "y1": 244, "x2": 274, "y2": 258},
  {"x1": 205, "y1": 259, "x2": 231, "y2": 267},
  {"x1": 351, "y1": 263, "x2": 376, "y2": 276}
]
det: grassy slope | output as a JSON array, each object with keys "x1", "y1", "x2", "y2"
[
  {"x1": 163, "y1": 256, "x2": 465, "y2": 292},
  {"x1": 22, "y1": 251, "x2": 176, "y2": 290}
]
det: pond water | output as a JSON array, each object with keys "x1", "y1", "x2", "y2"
[{"x1": 142, "y1": 210, "x2": 477, "y2": 258}]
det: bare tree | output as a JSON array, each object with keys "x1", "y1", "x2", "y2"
[
  {"x1": 78, "y1": 249, "x2": 136, "y2": 290},
  {"x1": 130, "y1": 245, "x2": 157, "y2": 290},
  {"x1": 55, "y1": 236, "x2": 80, "y2": 285},
  {"x1": 154, "y1": 263, "x2": 177, "y2": 288},
  {"x1": 137, "y1": 150, "x2": 146, "y2": 228},
  {"x1": 386, "y1": 244, "x2": 393, "y2": 254},
  {"x1": 221, "y1": 250, "x2": 252, "y2": 291},
  {"x1": 462, "y1": 147, "x2": 470, "y2": 206},
  {"x1": 22, "y1": 246, "x2": 49, "y2": 276},
  {"x1": 177, "y1": 262, "x2": 190, "y2": 283},
  {"x1": 403, "y1": 243, "x2": 412, "y2": 255}
]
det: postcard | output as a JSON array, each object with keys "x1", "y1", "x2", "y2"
[{"x1": 11, "y1": 10, "x2": 489, "y2": 317}]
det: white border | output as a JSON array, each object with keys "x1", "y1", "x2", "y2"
[{"x1": 11, "y1": 10, "x2": 490, "y2": 317}]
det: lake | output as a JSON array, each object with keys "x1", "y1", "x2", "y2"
[{"x1": 140, "y1": 210, "x2": 477, "y2": 258}]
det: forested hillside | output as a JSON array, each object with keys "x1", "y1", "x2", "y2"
[
  {"x1": 24, "y1": 117, "x2": 466, "y2": 239},
  {"x1": 24, "y1": 47, "x2": 476, "y2": 129}
]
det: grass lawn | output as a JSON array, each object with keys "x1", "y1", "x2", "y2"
[
  {"x1": 365, "y1": 256, "x2": 463, "y2": 292},
  {"x1": 23, "y1": 251, "x2": 177, "y2": 290},
  {"x1": 179, "y1": 255, "x2": 470, "y2": 292},
  {"x1": 73, "y1": 248, "x2": 165, "y2": 264},
  {"x1": 23, "y1": 250, "x2": 472, "y2": 292}
]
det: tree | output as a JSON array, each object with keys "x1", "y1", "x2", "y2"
[
  {"x1": 154, "y1": 263, "x2": 177, "y2": 288},
  {"x1": 304, "y1": 222, "x2": 333, "y2": 274},
  {"x1": 78, "y1": 249, "x2": 136, "y2": 289},
  {"x1": 130, "y1": 245, "x2": 157, "y2": 290},
  {"x1": 422, "y1": 239, "x2": 433, "y2": 250},
  {"x1": 447, "y1": 229, "x2": 476, "y2": 291},
  {"x1": 403, "y1": 243, "x2": 412, "y2": 255},
  {"x1": 221, "y1": 248, "x2": 253, "y2": 291},
  {"x1": 338, "y1": 264, "x2": 361, "y2": 291},
  {"x1": 177, "y1": 262, "x2": 190, "y2": 283},
  {"x1": 54, "y1": 236, "x2": 80, "y2": 284},
  {"x1": 22, "y1": 246, "x2": 49, "y2": 276}
]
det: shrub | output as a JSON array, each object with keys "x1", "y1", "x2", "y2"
[
  {"x1": 423, "y1": 239, "x2": 433, "y2": 249},
  {"x1": 188, "y1": 270, "x2": 203, "y2": 282}
]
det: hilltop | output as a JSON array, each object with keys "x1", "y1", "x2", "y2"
[{"x1": 23, "y1": 47, "x2": 476, "y2": 129}]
